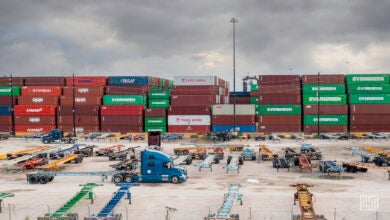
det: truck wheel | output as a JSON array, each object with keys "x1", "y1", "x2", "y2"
[
  {"x1": 251, "y1": 156, "x2": 256, "y2": 161},
  {"x1": 186, "y1": 158, "x2": 192, "y2": 165},
  {"x1": 171, "y1": 176, "x2": 179, "y2": 184},
  {"x1": 239, "y1": 157, "x2": 244, "y2": 165},
  {"x1": 43, "y1": 139, "x2": 49, "y2": 144},
  {"x1": 112, "y1": 174, "x2": 123, "y2": 183},
  {"x1": 183, "y1": 150, "x2": 189, "y2": 155},
  {"x1": 28, "y1": 175, "x2": 38, "y2": 184},
  {"x1": 351, "y1": 166, "x2": 357, "y2": 173},
  {"x1": 176, "y1": 150, "x2": 182, "y2": 155},
  {"x1": 39, "y1": 175, "x2": 49, "y2": 184},
  {"x1": 124, "y1": 174, "x2": 133, "y2": 183}
]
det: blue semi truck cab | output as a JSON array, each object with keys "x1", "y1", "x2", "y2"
[{"x1": 41, "y1": 129, "x2": 77, "y2": 144}]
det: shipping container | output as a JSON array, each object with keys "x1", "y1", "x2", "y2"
[
  {"x1": 302, "y1": 74, "x2": 345, "y2": 84},
  {"x1": 303, "y1": 94, "x2": 347, "y2": 105},
  {"x1": 14, "y1": 105, "x2": 56, "y2": 116},
  {"x1": 145, "y1": 117, "x2": 167, "y2": 127},
  {"x1": 212, "y1": 125, "x2": 256, "y2": 132},
  {"x1": 100, "y1": 105, "x2": 144, "y2": 116},
  {"x1": 349, "y1": 94, "x2": 390, "y2": 104},
  {"x1": 168, "y1": 115, "x2": 211, "y2": 125},
  {"x1": 303, "y1": 125, "x2": 348, "y2": 134},
  {"x1": 0, "y1": 96, "x2": 17, "y2": 105},
  {"x1": 14, "y1": 116, "x2": 56, "y2": 125},
  {"x1": 57, "y1": 125, "x2": 100, "y2": 133},
  {"x1": 0, "y1": 77, "x2": 24, "y2": 86},
  {"x1": 257, "y1": 115, "x2": 301, "y2": 125},
  {"x1": 252, "y1": 94, "x2": 301, "y2": 105},
  {"x1": 101, "y1": 115, "x2": 144, "y2": 126},
  {"x1": 62, "y1": 86, "x2": 104, "y2": 96},
  {"x1": 168, "y1": 106, "x2": 210, "y2": 115},
  {"x1": 168, "y1": 125, "x2": 210, "y2": 133},
  {"x1": 105, "y1": 86, "x2": 152, "y2": 95},
  {"x1": 0, "y1": 125, "x2": 12, "y2": 132},
  {"x1": 108, "y1": 76, "x2": 151, "y2": 86},
  {"x1": 250, "y1": 84, "x2": 259, "y2": 91},
  {"x1": 148, "y1": 90, "x2": 170, "y2": 99},
  {"x1": 144, "y1": 108, "x2": 167, "y2": 118},
  {"x1": 24, "y1": 77, "x2": 65, "y2": 86},
  {"x1": 171, "y1": 85, "x2": 221, "y2": 95},
  {"x1": 229, "y1": 97, "x2": 251, "y2": 104},
  {"x1": 66, "y1": 76, "x2": 107, "y2": 86},
  {"x1": 303, "y1": 84, "x2": 346, "y2": 94},
  {"x1": 346, "y1": 74, "x2": 389, "y2": 84},
  {"x1": 257, "y1": 125, "x2": 301, "y2": 133},
  {"x1": 0, "y1": 86, "x2": 21, "y2": 96},
  {"x1": 250, "y1": 84, "x2": 300, "y2": 95},
  {"x1": 18, "y1": 96, "x2": 59, "y2": 105},
  {"x1": 171, "y1": 95, "x2": 220, "y2": 105},
  {"x1": 145, "y1": 126, "x2": 167, "y2": 134},
  {"x1": 15, "y1": 125, "x2": 55, "y2": 133},
  {"x1": 212, "y1": 104, "x2": 256, "y2": 115},
  {"x1": 148, "y1": 99, "x2": 169, "y2": 108},
  {"x1": 347, "y1": 84, "x2": 390, "y2": 94},
  {"x1": 21, "y1": 86, "x2": 62, "y2": 96},
  {"x1": 0, "y1": 115, "x2": 12, "y2": 125},
  {"x1": 174, "y1": 76, "x2": 219, "y2": 86},
  {"x1": 349, "y1": 104, "x2": 390, "y2": 115},
  {"x1": 103, "y1": 95, "x2": 146, "y2": 105},
  {"x1": 57, "y1": 105, "x2": 100, "y2": 116},
  {"x1": 304, "y1": 115, "x2": 348, "y2": 125},
  {"x1": 60, "y1": 96, "x2": 102, "y2": 105},
  {"x1": 212, "y1": 115, "x2": 255, "y2": 125},
  {"x1": 303, "y1": 104, "x2": 348, "y2": 115},
  {"x1": 350, "y1": 115, "x2": 390, "y2": 125},
  {"x1": 100, "y1": 125, "x2": 143, "y2": 133},
  {"x1": 0, "y1": 106, "x2": 12, "y2": 115},
  {"x1": 257, "y1": 105, "x2": 301, "y2": 115},
  {"x1": 350, "y1": 125, "x2": 390, "y2": 132},
  {"x1": 229, "y1": 92, "x2": 251, "y2": 97},
  {"x1": 57, "y1": 116, "x2": 100, "y2": 126},
  {"x1": 258, "y1": 75, "x2": 300, "y2": 85}
]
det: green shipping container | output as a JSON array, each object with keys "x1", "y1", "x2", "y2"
[
  {"x1": 304, "y1": 115, "x2": 348, "y2": 125},
  {"x1": 148, "y1": 99, "x2": 170, "y2": 108},
  {"x1": 257, "y1": 105, "x2": 301, "y2": 115},
  {"x1": 250, "y1": 97, "x2": 258, "y2": 104},
  {"x1": 303, "y1": 94, "x2": 347, "y2": 104},
  {"x1": 0, "y1": 86, "x2": 21, "y2": 96},
  {"x1": 346, "y1": 74, "x2": 389, "y2": 84},
  {"x1": 250, "y1": 84, "x2": 259, "y2": 91},
  {"x1": 145, "y1": 126, "x2": 167, "y2": 134},
  {"x1": 148, "y1": 90, "x2": 170, "y2": 99},
  {"x1": 145, "y1": 117, "x2": 167, "y2": 127},
  {"x1": 303, "y1": 84, "x2": 345, "y2": 94},
  {"x1": 348, "y1": 84, "x2": 390, "y2": 94},
  {"x1": 349, "y1": 94, "x2": 390, "y2": 104},
  {"x1": 103, "y1": 95, "x2": 146, "y2": 105}
]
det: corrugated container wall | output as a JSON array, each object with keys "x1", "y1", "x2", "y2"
[
  {"x1": 346, "y1": 74, "x2": 389, "y2": 84},
  {"x1": 258, "y1": 75, "x2": 300, "y2": 85},
  {"x1": 0, "y1": 86, "x2": 21, "y2": 96},
  {"x1": 212, "y1": 104, "x2": 255, "y2": 115},
  {"x1": 66, "y1": 76, "x2": 107, "y2": 86},
  {"x1": 24, "y1": 77, "x2": 65, "y2": 86},
  {"x1": 21, "y1": 86, "x2": 62, "y2": 96},
  {"x1": 302, "y1": 74, "x2": 345, "y2": 84},
  {"x1": 108, "y1": 76, "x2": 151, "y2": 86}
]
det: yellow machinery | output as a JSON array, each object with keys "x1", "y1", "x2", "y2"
[
  {"x1": 360, "y1": 146, "x2": 390, "y2": 157},
  {"x1": 174, "y1": 144, "x2": 251, "y2": 155},
  {"x1": 38, "y1": 154, "x2": 83, "y2": 170},
  {"x1": 5, "y1": 146, "x2": 51, "y2": 159},
  {"x1": 259, "y1": 145, "x2": 278, "y2": 160},
  {"x1": 290, "y1": 183, "x2": 326, "y2": 220}
]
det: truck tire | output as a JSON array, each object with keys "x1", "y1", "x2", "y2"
[
  {"x1": 183, "y1": 150, "x2": 189, "y2": 155},
  {"x1": 124, "y1": 174, "x2": 133, "y2": 183},
  {"x1": 176, "y1": 150, "x2": 182, "y2": 155},
  {"x1": 171, "y1": 176, "x2": 179, "y2": 184},
  {"x1": 39, "y1": 175, "x2": 49, "y2": 184},
  {"x1": 227, "y1": 156, "x2": 232, "y2": 164},
  {"x1": 43, "y1": 139, "x2": 49, "y2": 144},
  {"x1": 251, "y1": 155, "x2": 256, "y2": 161},
  {"x1": 186, "y1": 157, "x2": 192, "y2": 165},
  {"x1": 239, "y1": 157, "x2": 244, "y2": 165},
  {"x1": 374, "y1": 158, "x2": 383, "y2": 166},
  {"x1": 28, "y1": 175, "x2": 39, "y2": 184},
  {"x1": 112, "y1": 174, "x2": 123, "y2": 183},
  {"x1": 214, "y1": 158, "x2": 220, "y2": 164},
  {"x1": 351, "y1": 166, "x2": 357, "y2": 173}
]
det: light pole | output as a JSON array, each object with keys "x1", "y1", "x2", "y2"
[{"x1": 231, "y1": 17, "x2": 238, "y2": 133}]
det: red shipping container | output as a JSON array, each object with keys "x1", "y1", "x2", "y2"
[
  {"x1": 100, "y1": 125, "x2": 143, "y2": 133},
  {"x1": 58, "y1": 125, "x2": 100, "y2": 133},
  {"x1": 14, "y1": 105, "x2": 56, "y2": 116},
  {"x1": 212, "y1": 115, "x2": 255, "y2": 125},
  {"x1": 0, "y1": 125, "x2": 12, "y2": 132},
  {"x1": 302, "y1": 74, "x2": 345, "y2": 84},
  {"x1": 57, "y1": 105, "x2": 100, "y2": 116},
  {"x1": 171, "y1": 95, "x2": 220, "y2": 106},
  {"x1": 15, "y1": 125, "x2": 55, "y2": 133},
  {"x1": 18, "y1": 96, "x2": 59, "y2": 105},
  {"x1": 57, "y1": 116, "x2": 100, "y2": 126},
  {"x1": 257, "y1": 115, "x2": 301, "y2": 125},
  {"x1": 21, "y1": 86, "x2": 62, "y2": 96},
  {"x1": 257, "y1": 125, "x2": 301, "y2": 133},
  {"x1": 62, "y1": 86, "x2": 104, "y2": 96},
  {"x1": 229, "y1": 97, "x2": 251, "y2": 104},
  {"x1": 0, "y1": 96, "x2": 17, "y2": 105},
  {"x1": 100, "y1": 105, "x2": 144, "y2": 116},
  {"x1": 256, "y1": 94, "x2": 301, "y2": 104},
  {"x1": 350, "y1": 104, "x2": 390, "y2": 115},
  {"x1": 101, "y1": 115, "x2": 144, "y2": 126},
  {"x1": 168, "y1": 125, "x2": 210, "y2": 133},
  {"x1": 105, "y1": 86, "x2": 152, "y2": 95},
  {"x1": 304, "y1": 125, "x2": 347, "y2": 134},
  {"x1": 0, "y1": 77, "x2": 24, "y2": 86},
  {"x1": 303, "y1": 104, "x2": 348, "y2": 115},
  {"x1": 14, "y1": 116, "x2": 56, "y2": 125},
  {"x1": 144, "y1": 108, "x2": 167, "y2": 117},
  {"x1": 66, "y1": 76, "x2": 107, "y2": 86},
  {"x1": 24, "y1": 77, "x2": 65, "y2": 86},
  {"x1": 168, "y1": 106, "x2": 210, "y2": 115},
  {"x1": 251, "y1": 85, "x2": 301, "y2": 95},
  {"x1": 60, "y1": 96, "x2": 101, "y2": 105},
  {"x1": 171, "y1": 85, "x2": 220, "y2": 95},
  {"x1": 258, "y1": 75, "x2": 300, "y2": 85},
  {"x1": 0, "y1": 116, "x2": 12, "y2": 125},
  {"x1": 350, "y1": 125, "x2": 390, "y2": 132},
  {"x1": 350, "y1": 115, "x2": 390, "y2": 125}
]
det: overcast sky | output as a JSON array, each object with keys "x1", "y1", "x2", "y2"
[{"x1": 1, "y1": 0, "x2": 389, "y2": 90}]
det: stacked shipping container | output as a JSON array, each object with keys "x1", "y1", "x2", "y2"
[
  {"x1": 302, "y1": 74, "x2": 348, "y2": 133},
  {"x1": 144, "y1": 90, "x2": 170, "y2": 133},
  {"x1": 348, "y1": 74, "x2": 390, "y2": 132},
  {"x1": 211, "y1": 104, "x2": 256, "y2": 132},
  {"x1": 0, "y1": 86, "x2": 20, "y2": 132}
]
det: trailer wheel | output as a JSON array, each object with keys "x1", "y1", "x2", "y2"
[
  {"x1": 183, "y1": 150, "x2": 189, "y2": 155},
  {"x1": 227, "y1": 156, "x2": 232, "y2": 164},
  {"x1": 48, "y1": 176, "x2": 54, "y2": 182},
  {"x1": 374, "y1": 158, "x2": 383, "y2": 166},
  {"x1": 176, "y1": 150, "x2": 182, "y2": 155},
  {"x1": 112, "y1": 174, "x2": 123, "y2": 183},
  {"x1": 171, "y1": 176, "x2": 179, "y2": 184},
  {"x1": 43, "y1": 139, "x2": 49, "y2": 144},
  {"x1": 186, "y1": 157, "x2": 192, "y2": 165},
  {"x1": 124, "y1": 174, "x2": 133, "y2": 183},
  {"x1": 251, "y1": 156, "x2": 256, "y2": 161},
  {"x1": 239, "y1": 157, "x2": 244, "y2": 165},
  {"x1": 214, "y1": 157, "x2": 220, "y2": 164},
  {"x1": 351, "y1": 166, "x2": 357, "y2": 173},
  {"x1": 28, "y1": 175, "x2": 39, "y2": 184},
  {"x1": 39, "y1": 175, "x2": 49, "y2": 184}
]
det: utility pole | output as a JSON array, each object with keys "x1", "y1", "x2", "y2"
[{"x1": 231, "y1": 17, "x2": 238, "y2": 133}]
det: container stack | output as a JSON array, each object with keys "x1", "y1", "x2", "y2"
[
  {"x1": 302, "y1": 74, "x2": 348, "y2": 134},
  {"x1": 252, "y1": 75, "x2": 302, "y2": 133},
  {"x1": 168, "y1": 76, "x2": 229, "y2": 133},
  {"x1": 144, "y1": 108, "x2": 167, "y2": 133},
  {"x1": 0, "y1": 85, "x2": 20, "y2": 132},
  {"x1": 229, "y1": 92, "x2": 251, "y2": 104},
  {"x1": 348, "y1": 74, "x2": 390, "y2": 132},
  {"x1": 211, "y1": 104, "x2": 256, "y2": 132}
]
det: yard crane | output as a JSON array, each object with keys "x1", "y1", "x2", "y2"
[{"x1": 242, "y1": 75, "x2": 258, "y2": 92}]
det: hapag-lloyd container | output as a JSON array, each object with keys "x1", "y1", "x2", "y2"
[
  {"x1": 24, "y1": 77, "x2": 65, "y2": 86},
  {"x1": 15, "y1": 125, "x2": 55, "y2": 133},
  {"x1": 108, "y1": 76, "x2": 151, "y2": 86},
  {"x1": 303, "y1": 104, "x2": 348, "y2": 115},
  {"x1": 258, "y1": 75, "x2": 300, "y2": 85},
  {"x1": 0, "y1": 96, "x2": 17, "y2": 105},
  {"x1": 60, "y1": 96, "x2": 102, "y2": 105},
  {"x1": 304, "y1": 115, "x2": 348, "y2": 125},
  {"x1": 304, "y1": 125, "x2": 348, "y2": 133},
  {"x1": 148, "y1": 90, "x2": 170, "y2": 99},
  {"x1": 100, "y1": 125, "x2": 143, "y2": 133},
  {"x1": 148, "y1": 99, "x2": 169, "y2": 108},
  {"x1": 257, "y1": 115, "x2": 301, "y2": 125},
  {"x1": 103, "y1": 95, "x2": 146, "y2": 105},
  {"x1": 349, "y1": 104, "x2": 390, "y2": 114},
  {"x1": 212, "y1": 125, "x2": 256, "y2": 132},
  {"x1": 0, "y1": 106, "x2": 12, "y2": 115},
  {"x1": 303, "y1": 84, "x2": 346, "y2": 94},
  {"x1": 57, "y1": 116, "x2": 100, "y2": 126},
  {"x1": 168, "y1": 115, "x2": 211, "y2": 125},
  {"x1": 303, "y1": 94, "x2": 347, "y2": 105},
  {"x1": 250, "y1": 85, "x2": 301, "y2": 95},
  {"x1": 174, "y1": 76, "x2": 220, "y2": 86},
  {"x1": 14, "y1": 105, "x2": 56, "y2": 116},
  {"x1": 257, "y1": 105, "x2": 301, "y2": 115},
  {"x1": 168, "y1": 125, "x2": 210, "y2": 133},
  {"x1": 350, "y1": 124, "x2": 390, "y2": 132},
  {"x1": 302, "y1": 74, "x2": 345, "y2": 84},
  {"x1": 144, "y1": 108, "x2": 167, "y2": 117},
  {"x1": 257, "y1": 125, "x2": 301, "y2": 133},
  {"x1": 21, "y1": 86, "x2": 62, "y2": 96},
  {"x1": 348, "y1": 84, "x2": 390, "y2": 94},
  {"x1": 212, "y1": 115, "x2": 255, "y2": 125},
  {"x1": 66, "y1": 76, "x2": 107, "y2": 86},
  {"x1": 145, "y1": 117, "x2": 167, "y2": 127},
  {"x1": 62, "y1": 86, "x2": 104, "y2": 96},
  {"x1": 171, "y1": 85, "x2": 225, "y2": 95},
  {"x1": 0, "y1": 116, "x2": 12, "y2": 124},
  {"x1": 105, "y1": 86, "x2": 152, "y2": 95},
  {"x1": 0, "y1": 86, "x2": 21, "y2": 96},
  {"x1": 57, "y1": 105, "x2": 100, "y2": 116},
  {"x1": 15, "y1": 116, "x2": 56, "y2": 125},
  {"x1": 168, "y1": 106, "x2": 210, "y2": 115},
  {"x1": 58, "y1": 125, "x2": 99, "y2": 133},
  {"x1": 100, "y1": 105, "x2": 144, "y2": 115},
  {"x1": 18, "y1": 96, "x2": 59, "y2": 105},
  {"x1": 349, "y1": 94, "x2": 390, "y2": 104},
  {"x1": 251, "y1": 94, "x2": 301, "y2": 104},
  {"x1": 212, "y1": 104, "x2": 255, "y2": 115},
  {"x1": 0, "y1": 77, "x2": 24, "y2": 86},
  {"x1": 346, "y1": 74, "x2": 389, "y2": 84},
  {"x1": 171, "y1": 95, "x2": 221, "y2": 105},
  {"x1": 101, "y1": 115, "x2": 144, "y2": 126},
  {"x1": 350, "y1": 115, "x2": 390, "y2": 125}
]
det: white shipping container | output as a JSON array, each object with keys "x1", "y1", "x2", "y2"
[
  {"x1": 168, "y1": 115, "x2": 211, "y2": 125},
  {"x1": 212, "y1": 104, "x2": 256, "y2": 115},
  {"x1": 174, "y1": 76, "x2": 217, "y2": 86}
]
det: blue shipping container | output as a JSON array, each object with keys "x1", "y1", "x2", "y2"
[
  {"x1": 0, "y1": 105, "x2": 12, "y2": 115},
  {"x1": 108, "y1": 76, "x2": 150, "y2": 86},
  {"x1": 229, "y1": 92, "x2": 251, "y2": 97},
  {"x1": 212, "y1": 125, "x2": 256, "y2": 132}
]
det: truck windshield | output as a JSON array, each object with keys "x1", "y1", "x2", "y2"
[{"x1": 163, "y1": 162, "x2": 173, "y2": 169}]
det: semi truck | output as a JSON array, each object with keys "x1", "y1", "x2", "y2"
[{"x1": 41, "y1": 129, "x2": 77, "y2": 144}]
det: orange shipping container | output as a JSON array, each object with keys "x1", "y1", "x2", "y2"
[
  {"x1": 21, "y1": 86, "x2": 62, "y2": 96},
  {"x1": 60, "y1": 96, "x2": 102, "y2": 105},
  {"x1": 62, "y1": 86, "x2": 104, "y2": 96},
  {"x1": 17, "y1": 96, "x2": 59, "y2": 105},
  {"x1": 14, "y1": 105, "x2": 56, "y2": 116},
  {"x1": 15, "y1": 125, "x2": 55, "y2": 133}
]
